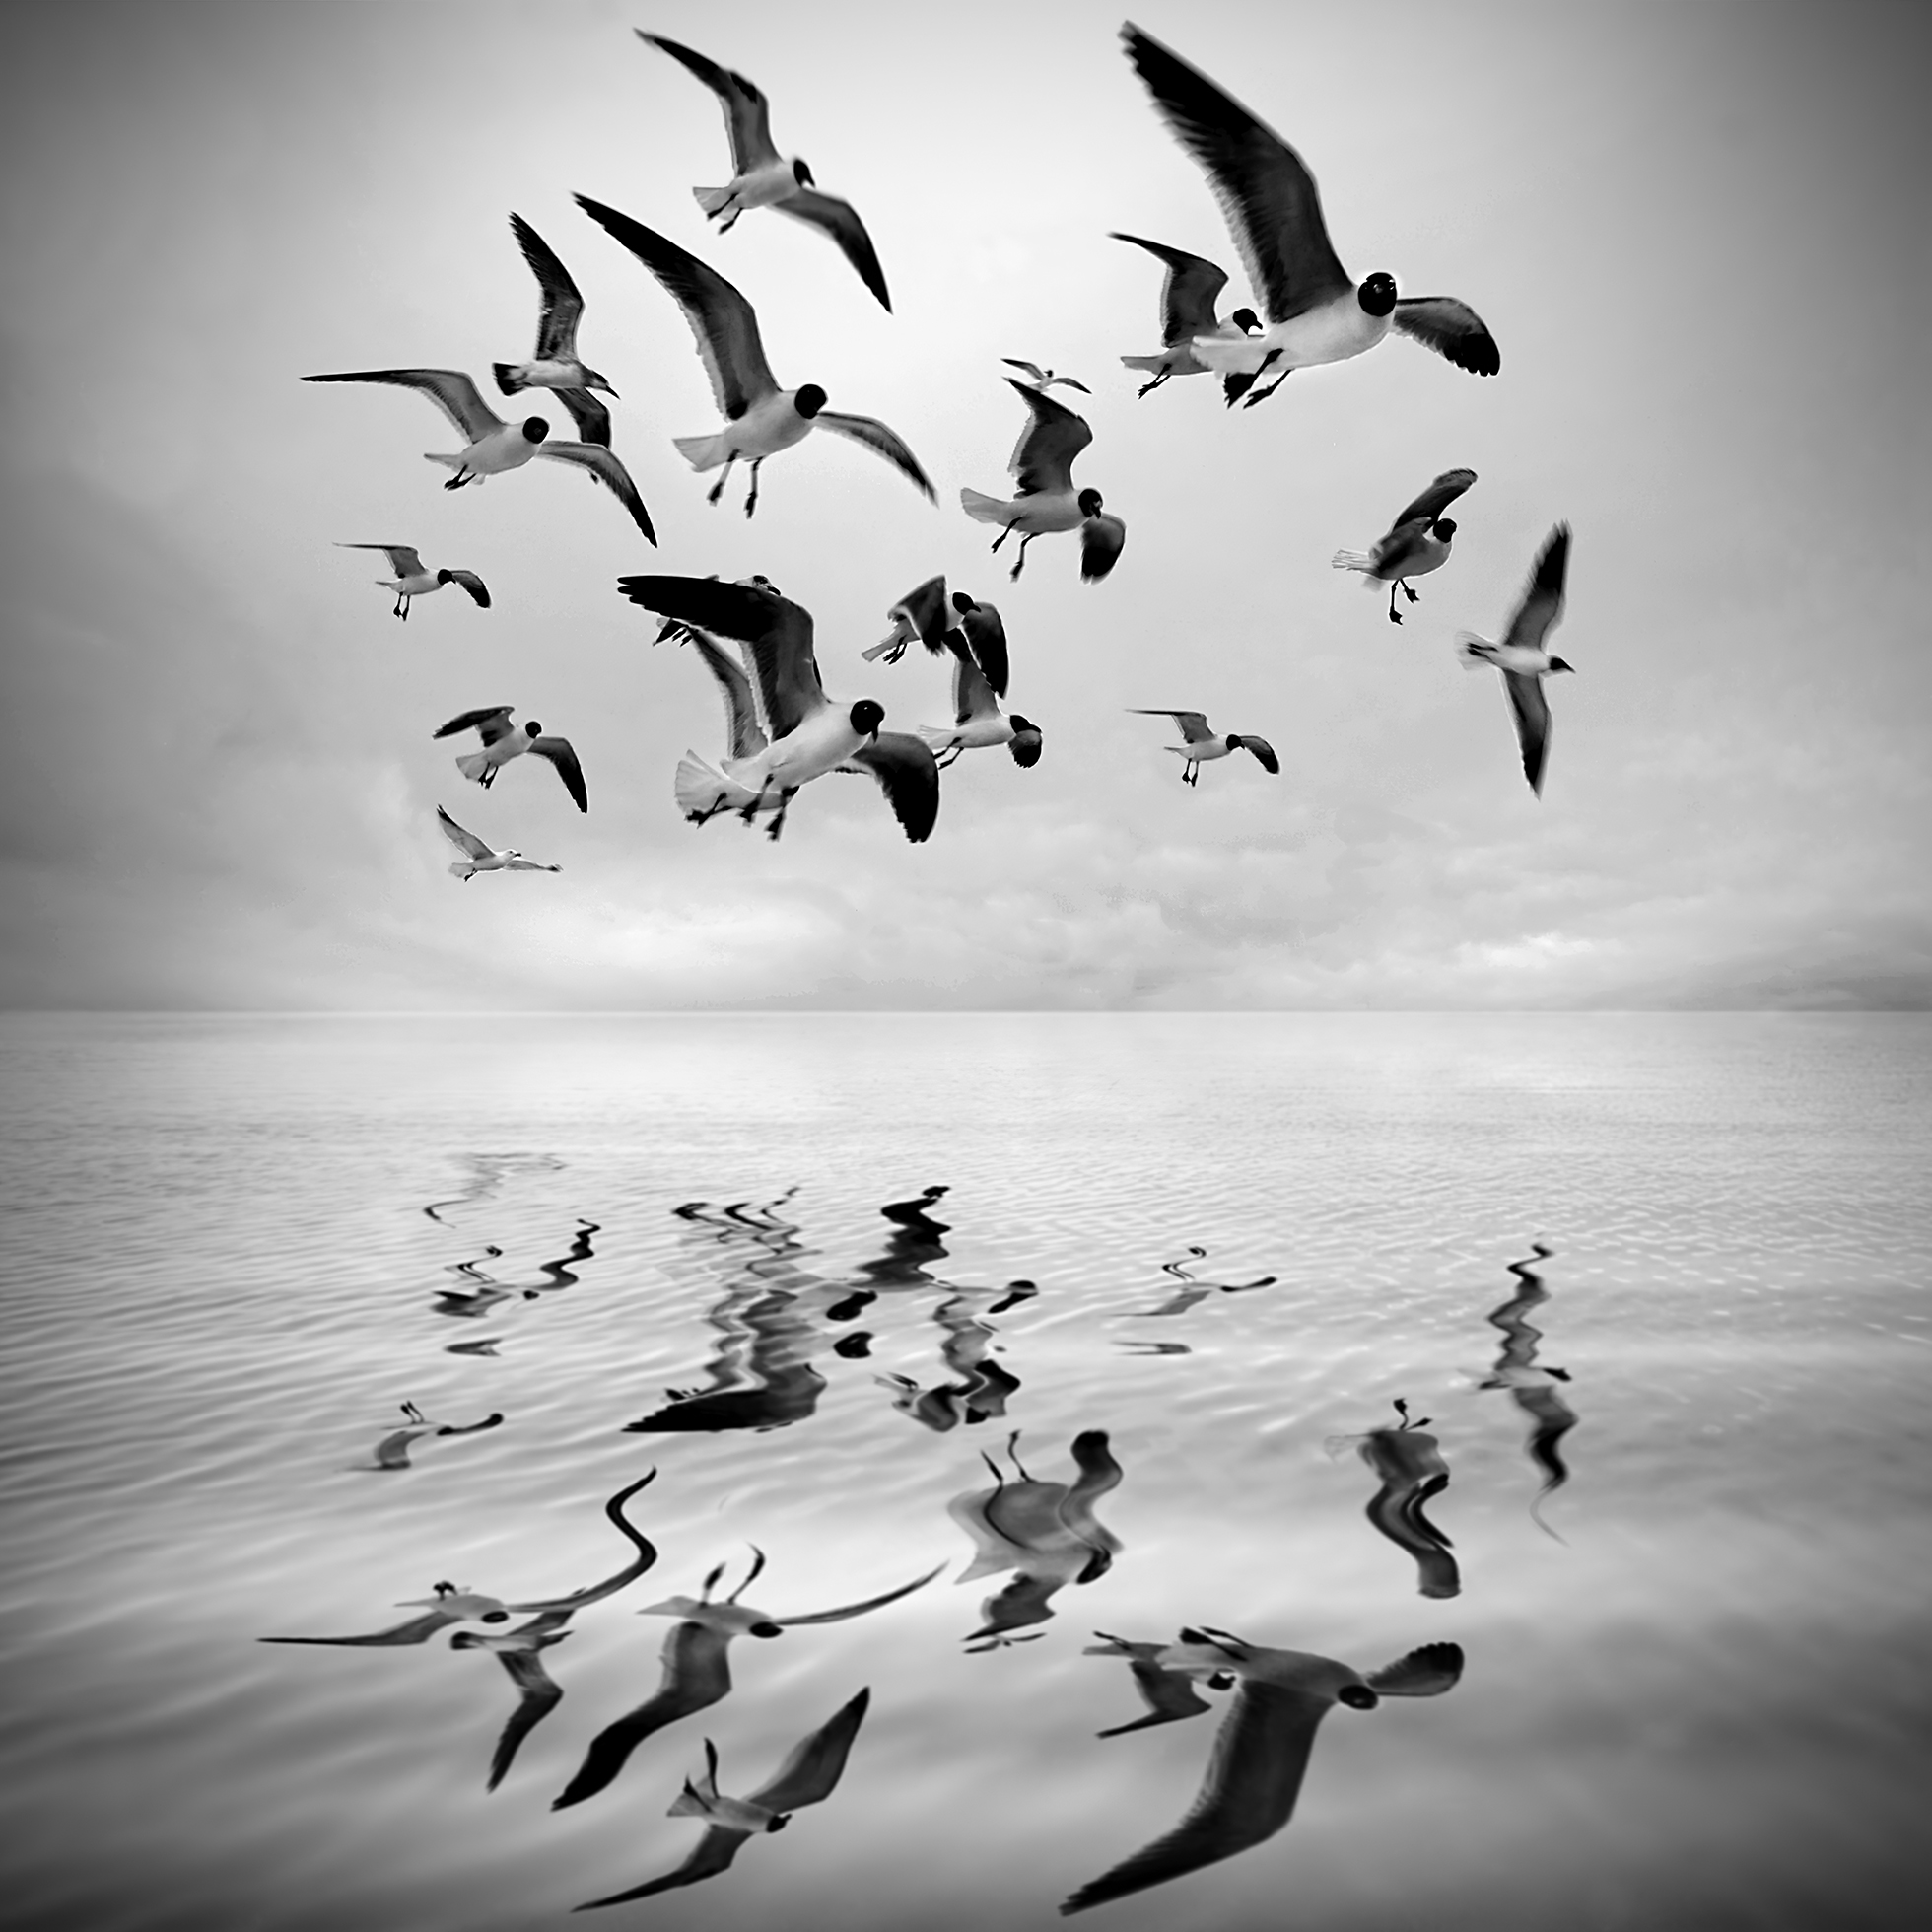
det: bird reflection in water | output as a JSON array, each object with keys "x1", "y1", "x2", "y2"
[
  {"x1": 431, "y1": 1218, "x2": 601, "y2": 1337},
  {"x1": 1480, "y1": 1241, "x2": 1579, "y2": 1538},
  {"x1": 371, "y1": 1399, "x2": 505, "y2": 1469},
  {"x1": 1123, "y1": 1244, "x2": 1276, "y2": 1320},
  {"x1": 420, "y1": 1151, "x2": 566, "y2": 1224},
  {"x1": 948, "y1": 1430, "x2": 1124, "y2": 1648},
  {"x1": 1067, "y1": 1630, "x2": 1464, "y2": 1912},
  {"x1": 575, "y1": 1688, "x2": 871, "y2": 1910},
  {"x1": 552, "y1": 1550, "x2": 939, "y2": 1811},
  {"x1": 1327, "y1": 1397, "x2": 1460, "y2": 1598}
]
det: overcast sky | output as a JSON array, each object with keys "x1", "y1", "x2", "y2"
[{"x1": 2, "y1": 0, "x2": 1925, "y2": 1010}]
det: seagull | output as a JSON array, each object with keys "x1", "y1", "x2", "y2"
[
  {"x1": 864, "y1": 574, "x2": 954, "y2": 666},
  {"x1": 1126, "y1": 1243, "x2": 1276, "y2": 1317},
  {"x1": 1456, "y1": 524, "x2": 1574, "y2": 795},
  {"x1": 493, "y1": 213, "x2": 618, "y2": 446},
  {"x1": 1120, "y1": 26, "x2": 1499, "y2": 406},
  {"x1": 300, "y1": 368, "x2": 656, "y2": 542},
  {"x1": 575, "y1": 197, "x2": 930, "y2": 518},
  {"x1": 373, "y1": 1400, "x2": 504, "y2": 1470},
  {"x1": 1128, "y1": 711, "x2": 1279, "y2": 786},
  {"x1": 918, "y1": 629, "x2": 1042, "y2": 770},
  {"x1": 435, "y1": 805, "x2": 561, "y2": 881},
  {"x1": 552, "y1": 1551, "x2": 938, "y2": 1810},
  {"x1": 617, "y1": 575, "x2": 940, "y2": 843},
  {"x1": 1063, "y1": 1631, "x2": 1465, "y2": 1913},
  {"x1": 334, "y1": 544, "x2": 489, "y2": 621},
  {"x1": 1331, "y1": 1400, "x2": 1459, "y2": 1600},
  {"x1": 450, "y1": 1608, "x2": 577, "y2": 1793},
  {"x1": 575, "y1": 1689, "x2": 871, "y2": 1909},
  {"x1": 1110, "y1": 233, "x2": 1260, "y2": 396},
  {"x1": 637, "y1": 32, "x2": 892, "y2": 310},
  {"x1": 1002, "y1": 358, "x2": 1090, "y2": 394},
  {"x1": 1332, "y1": 467, "x2": 1477, "y2": 623},
  {"x1": 433, "y1": 707, "x2": 588, "y2": 813},
  {"x1": 961, "y1": 380, "x2": 1125, "y2": 582}
]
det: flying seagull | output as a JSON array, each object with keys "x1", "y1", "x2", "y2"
[
  {"x1": 334, "y1": 544, "x2": 489, "y2": 621},
  {"x1": 1129, "y1": 711, "x2": 1278, "y2": 786},
  {"x1": 435, "y1": 805, "x2": 561, "y2": 881},
  {"x1": 1002, "y1": 358, "x2": 1090, "y2": 394},
  {"x1": 1064, "y1": 1631, "x2": 1464, "y2": 1913},
  {"x1": 919, "y1": 628, "x2": 1041, "y2": 770},
  {"x1": 1332, "y1": 467, "x2": 1477, "y2": 623},
  {"x1": 575, "y1": 1689, "x2": 871, "y2": 1909},
  {"x1": 1457, "y1": 524, "x2": 1574, "y2": 795},
  {"x1": 433, "y1": 707, "x2": 588, "y2": 812},
  {"x1": 961, "y1": 380, "x2": 1124, "y2": 582},
  {"x1": 301, "y1": 368, "x2": 656, "y2": 542},
  {"x1": 373, "y1": 1400, "x2": 504, "y2": 1470},
  {"x1": 493, "y1": 213, "x2": 618, "y2": 446},
  {"x1": 1110, "y1": 233, "x2": 1260, "y2": 396},
  {"x1": 1120, "y1": 25, "x2": 1499, "y2": 406},
  {"x1": 638, "y1": 32, "x2": 892, "y2": 311},
  {"x1": 575, "y1": 197, "x2": 929, "y2": 518},
  {"x1": 618, "y1": 575, "x2": 940, "y2": 843},
  {"x1": 866, "y1": 574, "x2": 954, "y2": 666}
]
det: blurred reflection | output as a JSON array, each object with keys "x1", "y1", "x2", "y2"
[
  {"x1": 431, "y1": 1218, "x2": 601, "y2": 1329},
  {"x1": 1480, "y1": 1242, "x2": 1580, "y2": 1538},
  {"x1": 576, "y1": 1689, "x2": 871, "y2": 1909},
  {"x1": 371, "y1": 1399, "x2": 504, "y2": 1470},
  {"x1": 948, "y1": 1430, "x2": 1124, "y2": 1647},
  {"x1": 876, "y1": 1287, "x2": 1026, "y2": 1431},
  {"x1": 1068, "y1": 1631, "x2": 1464, "y2": 1912},
  {"x1": 1125, "y1": 1244, "x2": 1276, "y2": 1318},
  {"x1": 1085, "y1": 1633, "x2": 1232, "y2": 1736},
  {"x1": 1328, "y1": 1399, "x2": 1459, "y2": 1599},
  {"x1": 450, "y1": 1608, "x2": 574, "y2": 1791},
  {"x1": 421, "y1": 1152, "x2": 566, "y2": 1224},
  {"x1": 552, "y1": 1552, "x2": 940, "y2": 1811}
]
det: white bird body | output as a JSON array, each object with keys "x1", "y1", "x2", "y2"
[
  {"x1": 702, "y1": 155, "x2": 800, "y2": 217},
  {"x1": 1459, "y1": 638, "x2": 1563, "y2": 675},
  {"x1": 673, "y1": 388, "x2": 818, "y2": 472},
  {"x1": 962, "y1": 380, "x2": 1124, "y2": 582},
  {"x1": 1333, "y1": 469, "x2": 1476, "y2": 621},
  {"x1": 959, "y1": 485, "x2": 1083, "y2": 537},
  {"x1": 428, "y1": 420, "x2": 544, "y2": 482},
  {"x1": 1191, "y1": 293, "x2": 1389, "y2": 377},
  {"x1": 434, "y1": 707, "x2": 588, "y2": 811}
]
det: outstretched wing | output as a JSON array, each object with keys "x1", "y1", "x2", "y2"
[
  {"x1": 337, "y1": 542, "x2": 423, "y2": 577},
  {"x1": 841, "y1": 735, "x2": 942, "y2": 845},
  {"x1": 1363, "y1": 1641, "x2": 1464, "y2": 1699},
  {"x1": 948, "y1": 632, "x2": 998, "y2": 727},
  {"x1": 619, "y1": 575, "x2": 823, "y2": 743},
  {"x1": 957, "y1": 600, "x2": 1009, "y2": 698},
  {"x1": 1130, "y1": 709, "x2": 1213, "y2": 744},
  {"x1": 1109, "y1": 233, "x2": 1230, "y2": 342},
  {"x1": 1081, "y1": 512, "x2": 1127, "y2": 583},
  {"x1": 530, "y1": 736, "x2": 590, "y2": 813},
  {"x1": 638, "y1": 32, "x2": 780, "y2": 174},
  {"x1": 746, "y1": 1687, "x2": 871, "y2": 1811},
  {"x1": 575, "y1": 1824, "x2": 753, "y2": 1910},
  {"x1": 1120, "y1": 27, "x2": 1350, "y2": 325},
  {"x1": 1388, "y1": 466, "x2": 1478, "y2": 534},
  {"x1": 575, "y1": 197, "x2": 778, "y2": 417},
  {"x1": 258, "y1": 1605, "x2": 465, "y2": 1647},
  {"x1": 508, "y1": 1473, "x2": 659, "y2": 1612},
  {"x1": 434, "y1": 707, "x2": 515, "y2": 742},
  {"x1": 435, "y1": 805, "x2": 494, "y2": 861},
  {"x1": 1391, "y1": 298, "x2": 1500, "y2": 377},
  {"x1": 303, "y1": 368, "x2": 503, "y2": 443},
  {"x1": 1501, "y1": 670, "x2": 1553, "y2": 796},
  {"x1": 509, "y1": 213, "x2": 586, "y2": 363},
  {"x1": 775, "y1": 1561, "x2": 944, "y2": 1625},
  {"x1": 1006, "y1": 380, "x2": 1090, "y2": 495},
  {"x1": 1232, "y1": 735, "x2": 1280, "y2": 774},
  {"x1": 534, "y1": 442, "x2": 656, "y2": 545},
  {"x1": 553, "y1": 387, "x2": 612, "y2": 447},
  {"x1": 687, "y1": 633, "x2": 769, "y2": 761},
  {"x1": 814, "y1": 411, "x2": 935, "y2": 502},
  {"x1": 773, "y1": 189, "x2": 892, "y2": 311},
  {"x1": 1501, "y1": 524, "x2": 1570, "y2": 655}
]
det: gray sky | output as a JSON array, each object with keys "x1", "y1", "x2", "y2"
[{"x1": 2, "y1": 0, "x2": 1926, "y2": 1010}]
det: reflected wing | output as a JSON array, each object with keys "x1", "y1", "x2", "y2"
[
  {"x1": 1363, "y1": 1641, "x2": 1464, "y2": 1699},
  {"x1": 688, "y1": 633, "x2": 769, "y2": 761},
  {"x1": 435, "y1": 805, "x2": 494, "y2": 861},
  {"x1": 1097, "y1": 1653, "x2": 1217, "y2": 1737},
  {"x1": 618, "y1": 576, "x2": 822, "y2": 741},
  {"x1": 509, "y1": 1473, "x2": 660, "y2": 1612},
  {"x1": 1006, "y1": 380, "x2": 1089, "y2": 494},
  {"x1": 434, "y1": 706, "x2": 515, "y2": 742},
  {"x1": 841, "y1": 734, "x2": 941, "y2": 846},
  {"x1": 576, "y1": 1825, "x2": 754, "y2": 1910},
  {"x1": 772, "y1": 188, "x2": 892, "y2": 310},
  {"x1": 553, "y1": 387, "x2": 612, "y2": 446},
  {"x1": 1081, "y1": 513, "x2": 1127, "y2": 583},
  {"x1": 746, "y1": 1687, "x2": 870, "y2": 1810},
  {"x1": 259, "y1": 1605, "x2": 463, "y2": 1647},
  {"x1": 483, "y1": 1644, "x2": 566, "y2": 1791},
  {"x1": 775, "y1": 1561, "x2": 944, "y2": 1625},
  {"x1": 1109, "y1": 233, "x2": 1229, "y2": 342},
  {"x1": 1501, "y1": 524, "x2": 1570, "y2": 654},
  {"x1": 1389, "y1": 466, "x2": 1477, "y2": 533},
  {"x1": 639, "y1": 32, "x2": 779, "y2": 173},
  {"x1": 337, "y1": 542, "x2": 423, "y2": 576},
  {"x1": 814, "y1": 411, "x2": 935, "y2": 501},
  {"x1": 509, "y1": 213, "x2": 585, "y2": 362},
  {"x1": 1120, "y1": 27, "x2": 1349, "y2": 325},
  {"x1": 1130, "y1": 709, "x2": 1212, "y2": 743},
  {"x1": 1501, "y1": 669, "x2": 1552, "y2": 796},
  {"x1": 958, "y1": 601, "x2": 1009, "y2": 698},
  {"x1": 575, "y1": 196, "x2": 777, "y2": 415},
  {"x1": 445, "y1": 570, "x2": 491, "y2": 607},
  {"x1": 1062, "y1": 1680, "x2": 1333, "y2": 1913},
  {"x1": 530, "y1": 736, "x2": 589, "y2": 812},
  {"x1": 534, "y1": 442, "x2": 656, "y2": 545},
  {"x1": 303, "y1": 368, "x2": 502, "y2": 443},
  {"x1": 1391, "y1": 298, "x2": 1500, "y2": 377},
  {"x1": 948, "y1": 633, "x2": 998, "y2": 726}
]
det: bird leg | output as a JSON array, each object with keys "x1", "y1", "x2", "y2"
[
  {"x1": 706, "y1": 457, "x2": 737, "y2": 507},
  {"x1": 1242, "y1": 362, "x2": 1293, "y2": 407},
  {"x1": 935, "y1": 743, "x2": 963, "y2": 770},
  {"x1": 765, "y1": 789, "x2": 796, "y2": 842},
  {"x1": 443, "y1": 466, "x2": 476, "y2": 491},
  {"x1": 1137, "y1": 370, "x2": 1171, "y2": 398},
  {"x1": 742, "y1": 459, "x2": 764, "y2": 519},
  {"x1": 989, "y1": 524, "x2": 1013, "y2": 554},
  {"x1": 1403, "y1": 582, "x2": 1419, "y2": 602},
  {"x1": 1008, "y1": 533, "x2": 1036, "y2": 582},
  {"x1": 1387, "y1": 582, "x2": 1404, "y2": 624}
]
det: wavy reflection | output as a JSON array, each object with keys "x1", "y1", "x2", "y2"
[
  {"x1": 1480, "y1": 1242, "x2": 1579, "y2": 1537},
  {"x1": 1124, "y1": 1244, "x2": 1276, "y2": 1319},
  {"x1": 421, "y1": 1152, "x2": 566, "y2": 1224},
  {"x1": 371, "y1": 1399, "x2": 504, "y2": 1470},
  {"x1": 1067, "y1": 1631, "x2": 1464, "y2": 1913},
  {"x1": 1329, "y1": 1398, "x2": 1459, "y2": 1598}
]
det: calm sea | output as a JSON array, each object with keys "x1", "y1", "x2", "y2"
[{"x1": 2, "y1": 1013, "x2": 1927, "y2": 1932}]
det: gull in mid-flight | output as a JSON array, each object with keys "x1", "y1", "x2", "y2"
[
  {"x1": 619, "y1": 575, "x2": 941, "y2": 842},
  {"x1": 433, "y1": 708, "x2": 588, "y2": 812},
  {"x1": 1110, "y1": 233, "x2": 1260, "y2": 396},
  {"x1": 334, "y1": 543, "x2": 489, "y2": 621},
  {"x1": 1457, "y1": 524, "x2": 1574, "y2": 796},
  {"x1": 1333, "y1": 467, "x2": 1477, "y2": 623},
  {"x1": 576, "y1": 196, "x2": 931, "y2": 518},
  {"x1": 919, "y1": 628, "x2": 1041, "y2": 770},
  {"x1": 961, "y1": 380, "x2": 1125, "y2": 582},
  {"x1": 638, "y1": 32, "x2": 892, "y2": 311},
  {"x1": 865, "y1": 574, "x2": 954, "y2": 666},
  {"x1": 301, "y1": 368, "x2": 656, "y2": 542},
  {"x1": 493, "y1": 213, "x2": 618, "y2": 446},
  {"x1": 1129, "y1": 711, "x2": 1279, "y2": 786},
  {"x1": 1001, "y1": 358, "x2": 1090, "y2": 394},
  {"x1": 1121, "y1": 25, "x2": 1499, "y2": 406},
  {"x1": 436, "y1": 805, "x2": 561, "y2": 881}
]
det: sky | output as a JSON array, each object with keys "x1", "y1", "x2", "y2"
[{"x1": 1, "y1": 0, "x2": 1926, "y2": 1011}]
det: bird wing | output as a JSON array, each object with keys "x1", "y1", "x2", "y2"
[
  {"x1": 620, "y1": 576, "x2": 823, "y2": 741},
  {"x1": 839, "y1": 735, "x2": 942, "y2": 845},
  {"x1": 258, "y1": 1605, "x2": 464, "y2": 1647},
  {"x1": 534, "y1": 442, "x2": 657, "y2": 545},
  {"x1": 746, "y1": 1687, "x2": 870, "y2": 1811},
  {"x1": 1008, "y1": 726, "x2": 1043, "y2": 770},
  {"x1": 436, "y1": 805, "x2": 494, "y2": 861},
  {"x1": 551, "y1": 1620, "x2": 734, "y2": 1811},
  {"x1": 1131, "y1": 710, "x2": 1213, "y2": 744},
  {"x1": 958, "y1": 602, "x2": 1009, "y2": 698},
  {"x1": 575, "y1": 1825, "x2": 754, "y2": 1910},
  {"x1": 1002, "y1": 359, "x2": 1047, "y2": 381},
  {"x1": 688, "y1": 633, "x2": 770, "y2": 761},
  {"x1": 1005, "y1": 380, "x2": 1090, "y2": 494},
  {"x1": 530, "y1": 736, "x2": 589, "y2": 812},
  {"x1": 1108, "y1": 233, "x2": 1229, "y2": 342},
  {"x1": 1062, "y1": 1680, "x2": 1333, "y2": 1913},
  {"x1": 639, "y1": 32, "x2": 780, "y2": 174},
  {"x1": 1363, "y1": 1641, "x2": 1464, "y2": 1698},
  {"x1": 509, "y1": 1473, "x2": 660, "y2": 1612},
  {"x1": 337, "y1": 542, "x2": 424, "y2": 576},
  {"x1": 553, "y1": 387, "x2": 612, "y2": 447},
  {"x1": 947, "y1": 632, "x2": 999, "y2": 726},
  {"x1": 775, "y1": 1560, "x2": 944, "y2": 1625},
  {"x1": 509, "y1": 213, "x2": 586, "y2": 362},
  {"x1": 575, "y1": 196, "x2": 777, "y2": 416},
  {"x1": 1098, "y1": 1657, "x2": 1217, "y2": 1736},
  {"x1": 444, "y1": 569, "x2": 491, "y2": 608},
  {"x1": 813, "y1": 411, "x2": 936, "y2": 502},
  {"x1": 1500, "y1": 669, "x2": 1552, "y2": 796},
  {"x1": 1391, "y1": 298, "x2": 1500, "y2": 377},
  {"x1": 772, "y1": 188, "x2": 892, "y2": 311},
  {"x1": 1120, "y1": 27, "x2": 1350, "y2": 325},
  {"x1": 1233, "y1": 735, "x2": 1280, "y2": 774},
  {"x1": 303, "y1": 368, "x2": 503, "y2": 443},
  {"x1": 1388, "y1": 466, "x2": 1478, "y2": 533},
  {"x1": 1501, "y1": 524, "x2": 1570, "y2": 654},
  {"x1": 483, "y1": 1647, "x2": 566, "y2": 1792},
  {"x1": 435, "y1": 706, "x2": 515, "y2": 743},
  {"x1": 1081, "y1": 513, "x2": 1127, "y2": 583}
]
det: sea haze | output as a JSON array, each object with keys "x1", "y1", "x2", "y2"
[{"x1": 1, "y1": 1012, "x2": 1927, "y2": 1931}]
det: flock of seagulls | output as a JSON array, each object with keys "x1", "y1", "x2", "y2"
[{"x1": 301, "y1": 19, "x2": 1578, "y2": 877}]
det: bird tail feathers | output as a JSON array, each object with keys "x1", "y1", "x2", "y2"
[
  {"x1": 423, "y1": 452, "x2": 463, "y2": 471},
  {"x1": 448, "y1": 862, "x2": 476, "y2": 880},
  {"x1": 672, "y1": 433, "x2": 730, "y2": 472},
  {"x1": 492, "y1": 362, "x2": 523, "y2": 397},
  {"x1": 455, "y1": 750, "x2": 493, "y2": 784},
  {"x1": 1119, "y1": 354, "x2": 1167, "y2": 373},
  {"x1": 1455, "y1": 630, "x2": 1495, "y2": 667},
  {"x1": 958, "y1": 488, "x2": 1010, "y2": 526},
  {"x1": 675, "y1": 751, "x2": 763, "y2": 820},
  {"x1": 915, "y1": 725, "x2": 956, "y2": 752},
  {"x1": 1332, "y1": 549, "x2": 1374, "y2": 574},
  {"x1": 692, "y1": 185, "x2": 734, "y2": 218}
]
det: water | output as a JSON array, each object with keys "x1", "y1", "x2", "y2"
[{"x1": 2, "y1": 1012, "x2": 1927, "y2": 1931}]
